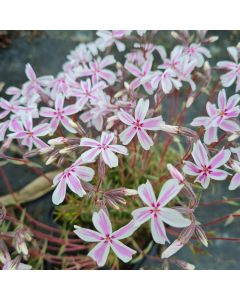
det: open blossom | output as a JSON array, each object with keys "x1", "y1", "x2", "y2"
[
  {"x1": 183, "y1": 140, "x2": 231, "y2": 189},
  {"x1": 118, "y1": 98, "x2": 165, "y2": 150},
  {"x1": 217, "y1": 46, "x2": 240, "y2": 92},
  {"x1": 70, "y1": 79, "x2": 106, "y2": 110},
  {"x1": 74, "y1": 209, "x2": 136, "y2": 267},
  {"x1": 125, "y1": 60, "x2": 154, "y2": 94},
  {"x1": 150, "y1": 69, "x2": 182, "y2": 94},
  {"x1": 96, "y1": 30, "x2": 130, "y2": 52},
  {"x1": 191, "y1": 90, "x2": 240, "y2": 144},
  {"x1": 229, "y1": 147, "x2": 240, "y2": 190},
  {"x1": 22, "y1": 63, "x2": 53, "y2": 98},
  {"x1": 40, "y1": 93, "x2": 79, "y2": 133},
  {"x1": 131, "y1": 180, "x2": 191, "y2": 244},
  {"x1": 8, "y1": 116, "x2": 51, "y2": 150},
  {"x1": 183, "y1": 43, "x2": 211, "y2": 67},
  {"x1": 52, "y1": 157, "x2": 95, "y2": 205},
  {"x1": 77, "y1": 55, "x2": 116, "y2": 85},
  {"x1": 80, "y1": 131, "x2": 128, "y2": 168}
]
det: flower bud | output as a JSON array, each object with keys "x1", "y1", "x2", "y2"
[{"x1": 195, "y1": 225, "x2": 208, "y2": 247}]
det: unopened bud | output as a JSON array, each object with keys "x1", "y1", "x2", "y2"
[
  {"x1": 195, "y1": 225, "x2": 208, "y2": 247},
  {"x1": 123, "y1": 188, "x2": 138, "y2": 196},
  {"x1": 228, "y1": 131, "x2": 240, "y2": 142},
  {"x1": 173, "y1": 259, "x2": 195, "y2": 270}
]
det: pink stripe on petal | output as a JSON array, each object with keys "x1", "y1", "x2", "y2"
[
  {"x1": 100, "y1": 131, "x2": 114, "y2": 145},
  {"x1": 229, "y1": 173, "x2": 240, "y2": 190},
  {"x1": 226, "y1": 94, "x2": 240, "y2": 110},
  {"x1": 137, "y1": 129, "x2": 153, "y2": 150},
  {"x1": 88, "y1": 241, "x2": 110, "y2": 267},
  {"x1": 220, "y1": 120, "x2": 240, "y2": 133},
  {"x1": 125, "y1": 63, "x2": 141, "y2": 77},
  {"x1": 131, "y1": 207, "x2": 152, "y2": 225},
  {"x1": 40, "y1": 107, "x2": 56, "y2": 117},
  {"x1": 112, "y1": 220, "x2": 136, "y2": 240},
  {"x1": 52, "y1": 178, "x2": 67, "y2": 205},
  {"x1": 80, "y1": 148, "x2": 101, "y2": 162},
  {"x1": 196, "y1": 173, "x2": 210, "y2": 189},
  {"x1": 142, "y1": 116, "x2": 164, "y2": 130},
  {"x1": 130, "y1": 78, "x2": 141, "y2": 90},
  {"x1": 74, "y1": 166, "x2": 95, "y2": 182},
  {"x1": 33, "y1": 124, "x2": 51, "y2": 136},
  {"x1": 119, "y1": 126, "x2": 136, "y2": 145},
  {"x1": 204, "y1": 127, "x2": 218, "y2": 145},
  {"x1": 101, "y1": 149, "x2": 118, "y2": 168},
  {"x1": 218, "y1": 89, "x2": 227, "y2": 109},
  {"x1": 99, "y1": 70, "x2": 116, "y2": 85},
  {"x1": 220, "y1": 70, "x2": 237, "y2": 87},
  {"x1": 80, "y1": 137, "x2": 100, "y2": 147},
  {"x1": 209, "y1": 149, "x2": 231, "y2": 169},
  {"x1": 63, "y1": 104, "x2": 79, "y2": 115},
  {"x1": 192, "y1": 140, "x2": 208, "y2": 166},
  {"x1": 67, "y1": 173, "x2": 85, "y2": 197},
  {"x1": 135, "y1": 98, "x2": 149, "y2": 121},
  {"x1": 55, "y1": 93, "x2": 64, "y2": 110},
  {"x1": 151, "y1": 215, "x2": 169, "y2": 244},
  {"x1": 157, "y1": 179, "x2": 183, "y2": 207},
  {"x1": 138, "y1": 180, "x2": 156, "y2": 206},
  {"x1": 159, "y1": 208, "x2": 191, "y2": 228},
  {"x1": 25, "y1": 63, "x2": 36, "y2": 81},
  {"x1": 61, "y1": 116, "x2": 77, "y2": 133},
  {"x1": 74, "y1": 226, "x2": 103, "y2": 242},
  {"x1": 118, "y1": 109, "x2": 135, "y2": 125},
  {"x1": 92, "y1": 209, "x2": 112, "y2": 235},
  {"x1": 108, "y1": 145, "x2": 128, "y2": 155},
  {"x1": 110, "y1": 239, "x2": 136, "y2": 263},
  {"x1": 209, "y1": 169, "x2": 229, "y2": 180}
]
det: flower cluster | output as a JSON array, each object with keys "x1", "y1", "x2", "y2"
[{"x1": 1, "y1": 30, "x2": 240, "y2": 270}]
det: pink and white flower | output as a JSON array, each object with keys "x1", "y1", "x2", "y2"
[
  {"x1": 52, "y1": 157, "x2": 95, "y2": 205},
  {"x1": 229, "y1": 147, "x2": 240, "y2": 190},
  {"x1": 40, "y1": 93, "x2": 79, "y2": 133},
  {"x1": 191, "y1": 90, "x2": 240, "y2": 145},
  {"x1": 8, "y1": 116, "x2": 51, "y2": 150},
  {"x1": 131, "y1": 180, "x2": 190, "y2": 244},
  {"x1": 80, "y1": 131, "x2": 128, "y2": 168},
  {"x1": 70, "y1": 79, "x2": 106, "y2": 110},
  {"x1": 74, "y1": 209, "x2": 136, "y2": 266},
  {"x1": 118, "y1": 98, "x2": 165, "y2": 150},
  {"x1": 217, "y1": 46, "x2": 240, "y2": 92},
  {"x1": 183, "y1": 140, "x2": 231, "y2": 188},
  {"x1": 96, "y1": 30, "x2": 130, "y2": 52},
  {"x1": 77, "y1": 55, "x2": 116, "y2": 85},
  {"x1": 149, "y1": 69, "x2": 182, "y2": 94},
  {"x1": 183, "y1": 43, "x2": 211, "y2": 67},
  {"x1": 125, "y1": 60, "x2": 154, "y2": 94}
]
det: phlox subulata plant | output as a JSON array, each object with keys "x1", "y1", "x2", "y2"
[{"x1": 0, "y1": 30, "x2": 240, "y2": 270}]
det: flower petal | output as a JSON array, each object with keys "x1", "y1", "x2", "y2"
[
  {"x1": 159, "y1": 208, "x2": 191, "y2": 228},
  {"x1": 118, "y1": 109, "x2": 135, "y2": 125},
  {"x1": 52, "y1": 178, "x2": 67, "y2": 205},
  {"x1": 218, "y1": 89, "x2": 227, "y2": 110},
  {"x1": 74, "y1": 166, "x2": 95, "y2": 182},
  {"x1": 209, "y1": 169, "x2": 229, "y2": 180},
  {"x1": 110, "y1": 239, "x2": 136, "y2": 263},
  {"x1": 209, "y1": 149, "x2": 231, "y2": 169},
  {"x1": 74, "y1": 226, "x2": 103, "y2": 242},
  {"x1": 81, "y1": 148, "x2": 101, "y2": 162},
  {"x1": 80, "y1": 137, "x2": 100, "y2": 147},
  {"x1": 137, "y1": 129, "x2": 153, "y2": 150},
  {"x1": 204, "y1": 127, "x2": 218, "y2": 145},
  {"x1": 119, "y1": 126, "x2": 136, "y2": 145},
  {"x1": 108, "y1": 145, "x2": 128, "y2": 155},
  {"x1": 132, "y1": 207, "x2": 152, "y2": 225},
  {"x1": 100, "y1": 131, "x2": 115, "y2": 145},
  {"x1": 112, "y1": 220, "x2": 137, "y2": 240},
  {"x1": 66, "y1": 173, "x2": 86, "y2": 197},
  {"x1": 101, "y1": 149, "x2": 118, "y2": 168},
  {"x1": 92, "y1": 209, "x2": 112, "y2": 235},
  {"x1": 138, "y1": 180, "x2": 156, "y2": 206},
  {"x1": 135, "y1": 98, "x2": 149, "y2": 121},
  {"x1": 229, "y1": 173, "x2": 240, "y2": 190},
  {"x1": 55, "y1": 93, "x2": 64, "y2": 110},
  {"x1": 88, "y1": 241, "x2": 110, "y2": 267},
  {"x1": 151, "y1": 215, "x2": 169, "y2": 244},
  {"x1": 157, "y1": 179, "x2": 183, "y2": 207},
  {"x1": 142, "y1": 116, "x2": 164, "y2": 130},
  {"x1": 192, "y1": 140, "x2": 208, "y2": 166}
]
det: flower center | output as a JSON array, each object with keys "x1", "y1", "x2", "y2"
[
  {"x1": 202, "y1": 165, "x2": 211, "y2": 174},
  {"x1": 133, "y1": 119, "x2": 143, "y2": 130}
]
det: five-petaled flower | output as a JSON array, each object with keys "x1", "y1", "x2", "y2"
[
  {"x1": 40, "y1": 93, "x2": 79, "y2": 133},
  {"x1": 183, "y1": 140, "x2": 231, "y2": 189},
  {"x1": 217, "y1": 46, "x2": 240, "y2": 92},
  {"x1": 118, "y1": 98, "x2": 165, "y2": 150},
  {"x1": 74, "y1": 209, "x2": 136, "y2": 267},
  {"x1": 52, "y1": 157, "x2": 95, "y2": 205},
  {"x1": 80, "y1": 131, "x2": 128, "y2": 168},
  {"x1": 131, "y1": 180, "x2": 190, "y2": 244},
  {"x1": 8, "y1": 116, "x2": 51, "y2": 150}
]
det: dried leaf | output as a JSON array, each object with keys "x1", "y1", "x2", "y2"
[{"x1": 0, "y1": 170, "x2": 59, "y2": 206}]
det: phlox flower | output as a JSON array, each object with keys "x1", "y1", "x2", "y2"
[
  {"x1": 74, "y1": 209, "x2": 136, "y2": 266},
  {"x1": 70, "y1": 79, "x2": 106, "y2": 110},
  {"x1": 77, "y1": 55, "x2": 116, "y2": 85},
  {"x1": 229, "y1": 147, "x2": 240, "y2": 190},
  {"x1": 125, "y1": 60, "x2": 154, "y2": 94},
  {"x1": 191, "y1": 90, "x2": 240, "y2": 145},
  {"x1": 40, "y1": 93, "x2": 79, "y2": 133},
  {"x1": 183, "y1": 140, "x2": 231, "y2": 189},
  {"x1": 217, "y1": 46, "x2": 240, "y2": 92},
  {"x1": 183, "y1": 43, "x2": 211, "y2": 67},
  {"x1": 118, "y1": 98, "x2": 165, "y2": 150},
  {"x1": 80, "y1": 131, "x2": 128, "y2": 168},
  {"x1": 149, "y1": 69, "x2": 182, "y2": 94},
  {"x1": 96, "y1": 30, "x2": 130, "y2": 52},
  {"x1": 52, "y1": 157, "x2": 95, "y2": 205},
  {"x1": 8, "y1": 116, "x2": 51, "y2": 150},
  {"x1": 131, "y1": 180, "x2": 191, "y2": 244},
  {"x1": 22, "y1": 63, "x2": 53, "y2": 99}
]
